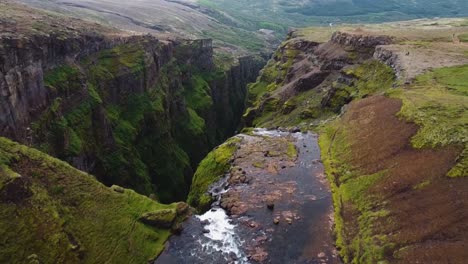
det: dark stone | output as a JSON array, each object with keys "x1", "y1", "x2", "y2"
[
  {"x1": 267, "y1": 203, "x2": 275, "y2": 210},
  {"x1": 290, "y1": 127, "x2": 301, "y2": 133}
]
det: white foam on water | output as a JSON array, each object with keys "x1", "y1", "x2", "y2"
[
  {"x1": 253, "y1": 128, "x2": 284, "y2": 137},
  {"x1": 196, "y1": 208, "x2": 249, "y2": 263},
  {"x1": 253, "y1": 128, "x2": 305, "y2": 139}
]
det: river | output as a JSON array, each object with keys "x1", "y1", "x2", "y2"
[{"x1": 155, "y1": 129, "x2": 340, "y2": 264}]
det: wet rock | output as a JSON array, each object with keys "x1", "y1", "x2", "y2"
[
  {"x1": 290, "y1": 127, "x2": 301, "y2": 133},
  {"x1": 200, "y1": 219, "x2": 210, "y2": 226},
  {"x1": 273, "y1": 217, "x2": 280, "y2": 225},
  {"x1": 139, "y1": 209, "x2": 177, "y2": 228},
  {"x1": 202, "y1": 228, "x2": 210, "y2": 234},
  {"x1": 255, "y1": 236, "x2": 268, "y2": 244},
  {"x1": 249, "y1": 222, "x2": 258, "y2": 228},
  {"x1": 171, "y1": 223, "x2": 183, "y2": 235},
  {"x1": 176, "y1": 202, "x2": 191, "y2": 216},
  {"x1": 229, "y1": 252, "x2": 238, "y2": 261},
  {"x1": 266, "y1": 201, "x2": 275, "y2": 210},
  {"x1": 249, "y1": 247, "x2": 268, "y2": 262},
  {"x1": 285, "y1": 217, "x2": 293, "y2": 224}
]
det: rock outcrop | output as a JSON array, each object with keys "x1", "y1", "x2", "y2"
[
  {"x1": 330, "y1": 31, "x2": 393, "y2": 51},
  {"x1": 244, "y1": 30, "x2": 394, "y2": 128},
  {"x1": 0, "y1": 29, "x2": 123, "y2": 140}
]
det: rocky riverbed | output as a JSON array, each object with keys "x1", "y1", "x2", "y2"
[{"x1": 156, "y1": 129, "x2": 340, "y2": 264}]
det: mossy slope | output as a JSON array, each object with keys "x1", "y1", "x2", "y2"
[
  {"x1": 187, "y1": 137, "x2": 241, "y2": 212},
  {"x1": 0, "y1": 137, "x2": 182, "y2": 264}
]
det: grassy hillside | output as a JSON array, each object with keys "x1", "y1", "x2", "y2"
[
  {"x1": 319, "y1": 65, "x2": 467, "y2": 263},
  {"x1": 0, "y1": 137, "x2": 191, "y2": 263}
]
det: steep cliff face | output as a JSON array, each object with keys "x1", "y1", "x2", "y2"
[
  {"x1": 0, "y1": 4, "x2": 264, "y2": 202},
  {"x1": 0, "y1": 26, "x2": 122, "y2": 141},
  {"x1": 244, "y1": 31, "x2": 394, "y2": 128}
]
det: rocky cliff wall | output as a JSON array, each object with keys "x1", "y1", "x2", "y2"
[
  {"x1": 244, "y1": 31, "x2": 394, "y2": 128},
  {"x1": 0, "y1": 29, "x2": 264, "y2": 202},
  {"x1": 0, "y1": 32, "x2": 121, "y2": 140}
]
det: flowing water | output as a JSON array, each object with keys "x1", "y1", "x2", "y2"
[{"x1": 155, "y1": 129, "x2": 340, "y2": 264}]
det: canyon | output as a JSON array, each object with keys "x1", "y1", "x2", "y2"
[
  {"x1": 1, "y1": 1, "x2": 264, "y2": 202},
  {"x1": 1, "y1": 1, "x2": 467, "y2": 264}
]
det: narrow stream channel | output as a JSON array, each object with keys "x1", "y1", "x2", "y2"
[{"x1": 156, "y1": 129, "x2": 339, "y2": 264}]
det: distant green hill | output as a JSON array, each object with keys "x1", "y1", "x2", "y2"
[{"x1": 200, "y1": 0, "x2": 468, "y2": 33}]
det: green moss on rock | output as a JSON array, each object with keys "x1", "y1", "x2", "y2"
[
  {"x1": 187, "y1": 137, "x2": 241, "y2": 212},
  {"x1": 0, "y1": 137, "x2": 178, "y2": 264},
  {"x1": 83, "y1": 43, "x2": 145, "y2": 81},
  {"x1": 287, "y1": 142, "x2": 298, "y2": 159},
  {"x1": 325, "y1": 60, "x2": 395, "y2": 113},
  {"x1": 184, "y1": 75, "x2": 214, "y2": 113},
  {"x1": 44, "y1": 65, "x2": 82, "y2": 93},
  {"x1": 139, "y1": 209, "x2": 177, "y2": 228}
]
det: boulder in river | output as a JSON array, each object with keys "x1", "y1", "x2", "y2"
[
  {"x1": 273, "y1": 217, "x2": 280, "y2": 225},
  {"x1": 266, "y1": 200, "x2": 275, "y2": 210}
]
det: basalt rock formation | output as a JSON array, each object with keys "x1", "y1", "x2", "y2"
[{"x1": 0, "y1": 3, "x2": 264, "y2": 202}]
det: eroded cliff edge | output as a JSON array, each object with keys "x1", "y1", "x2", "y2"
[{"x1": 0, "y1": 2, "x2": 264, "y2": 202}]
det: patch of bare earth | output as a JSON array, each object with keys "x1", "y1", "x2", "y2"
[{"x1": 342, "y1": 95, "x2": 468, "y2": 263}]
